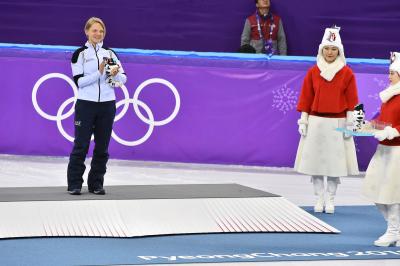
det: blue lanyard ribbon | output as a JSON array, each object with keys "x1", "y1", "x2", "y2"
[{"x1": 255, "y1": 10, "x2": 276, "y2": 57}]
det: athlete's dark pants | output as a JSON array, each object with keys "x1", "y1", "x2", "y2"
[{"x1": 67, "y1": 99, "x2": 116, "y2": 191}]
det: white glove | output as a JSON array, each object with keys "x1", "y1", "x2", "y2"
[
  {"x1": 374, "y1": 126, "x2": 400, "y2": 141},
  {"x1": 297, "y1": 112, "x2": 309, "y2": 136},
  {"x1": 298, "y1": 124, "x2": 307, "y2": 136},
  {"x1": 343, "y1": 111, "x2": 354, "y2": 139}
]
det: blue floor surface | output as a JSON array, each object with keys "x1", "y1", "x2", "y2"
[{"x1": 1, "y1": 206, "x2": 399, "y2": 266}]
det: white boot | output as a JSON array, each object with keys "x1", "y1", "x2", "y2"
[
  {"x1": 312, "y1": 175, "x2": 324, "y2": 213},
  {"x1": 375, "y1": 203, "x2": 400, "y2": 246},
  {"x1": 325, "y1": 176, "x2": 340, "y2": 214},
  {"x1": 374, "y1": 204, "x2": 400, "y2": 247}
]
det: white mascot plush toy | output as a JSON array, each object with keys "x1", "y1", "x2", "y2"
[
  {"x1": 104, "y1": 57, "x2": 122, "y2": 87},
  {"x1": 352, "y1": 103, "x2": 366, "y2": 132}
]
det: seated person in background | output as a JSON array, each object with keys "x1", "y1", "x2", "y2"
[
  {"x1": 241, "y1": 0, "x2": 287, "y2": 55},
  {"x1": 238, "y1": 44, "x2": 257, "y2": 53}
]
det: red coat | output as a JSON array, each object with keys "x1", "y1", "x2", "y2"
[
  {"x1": 297, "y1": 65, "x2": 359, "y2": 117},
  {"x1": 247, "y1": 12, "x2": 281, "y2": 41},
  {"x1": 377, "y1": 95, "x2": 400, "y2": 146}
]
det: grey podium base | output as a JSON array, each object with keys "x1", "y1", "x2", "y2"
[{"x1": 0, "y1": 184, "x2": 339, "y2": 238}]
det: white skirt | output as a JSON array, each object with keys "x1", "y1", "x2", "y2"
[
  {"x1": 294, "y1": 115, "x2": 359, "y2": 177},
  {"x1": 362, "y1": 145, "x2": 400, "y2": 204}
]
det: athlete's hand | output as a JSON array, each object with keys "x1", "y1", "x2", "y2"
[{"x1": 110, "y1": 65, "x2": 120, "y2": 76}]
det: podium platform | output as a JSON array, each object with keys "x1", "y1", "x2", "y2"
[{"x1": 0, "y1": 184, "x2": 339, "y2": 238}]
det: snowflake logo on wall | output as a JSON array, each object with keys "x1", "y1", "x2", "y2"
[
  {"x1": 272, "y1": 84, "x2": 298, "y2": 114},
  {"x1": 368, "y1": 78, "x2": 389, "y2": 116},
  {"x1": 367, "y1": 93, "x2": 380, "y2": 116},
  {"x1": 373, "y1": 77, "x2": 389, "y2": 89}
]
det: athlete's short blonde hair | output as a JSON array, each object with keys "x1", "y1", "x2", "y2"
[{"x1": 84, "y1": 17, "x2": 106, "y2": 37}]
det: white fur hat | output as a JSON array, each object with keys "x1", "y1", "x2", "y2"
[
  {"x1": 318, "y1": 26, "x2": 346, "y2": 65},
  {"x1": 390, "y1": 52, "x2": 400, "y2": 74}
]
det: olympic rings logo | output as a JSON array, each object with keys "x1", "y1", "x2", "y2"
[{"x1": 32, "y1": 73, "x2": 180, "y2": 146}]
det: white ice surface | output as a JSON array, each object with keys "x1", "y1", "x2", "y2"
[{"x1": 0, "y1": 154, "x2": 370, "y2": 207}]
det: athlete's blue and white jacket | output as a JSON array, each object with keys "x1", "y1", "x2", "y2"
[{"x1": 71, "y1": 41, "x2": 127, "y2": 102}]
